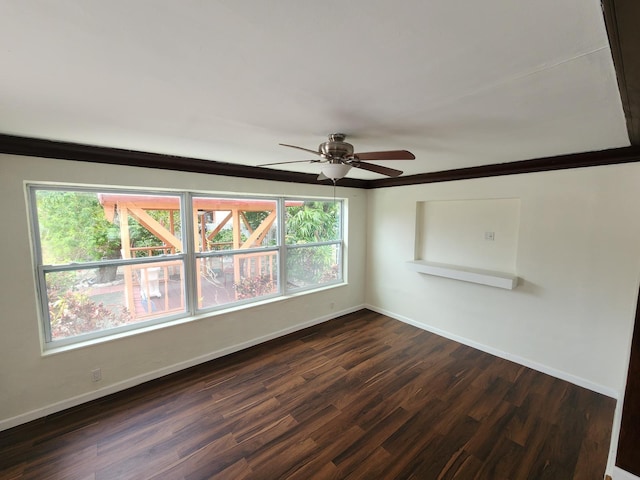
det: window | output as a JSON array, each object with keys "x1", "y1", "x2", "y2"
[
  {"x1": 29, "y1": 186, "x2": 344, "y2": 346},
  {"x1": 31, "y1": 189, "x2": 188, "y2": 344},
  {"x1": 285, "y1": 200, "x2": 342, "y2": 290},
  {"x1": 193, "y1": 196, "x2": 279, "y2": 309}
]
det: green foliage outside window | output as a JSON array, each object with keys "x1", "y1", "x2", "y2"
[
  {"x1": 286, "y1": 201, "x2": 340, "y2": 285},
  {"x1": 285, "y1": 201, "x2": 339, "y2": 244},
  {"x1": 36, "y1": 191, "x2": 122, "y2": 264},
  {"x1": 36, "y1": 191, "x2": 181, "y2": 263}
]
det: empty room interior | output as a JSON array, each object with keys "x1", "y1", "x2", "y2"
[{"x1": 2, "y1": 1, "x2": 640, "y2": 479}]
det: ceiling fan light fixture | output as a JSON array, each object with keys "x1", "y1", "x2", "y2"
[{"x1": 321, "y1": 163, "x2": 352, "y2": 181}]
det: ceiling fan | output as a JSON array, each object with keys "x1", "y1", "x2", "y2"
[{"x1": 258, "y1": 133, "x2": 415, "y2": 183}]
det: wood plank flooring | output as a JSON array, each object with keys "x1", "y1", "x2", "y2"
[{"x1": 0, "y1": 310, "x2": 616, "y2": 479}]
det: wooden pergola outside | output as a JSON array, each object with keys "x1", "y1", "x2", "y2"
[{"x1": 98, "y1": 194, "x2": 300, "y2": 319}]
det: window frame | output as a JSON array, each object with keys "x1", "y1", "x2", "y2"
[
  {"x1": 283, "y1": 198, "x2": 344, "y2": 293},
  {"x1": 191, "y1": 193, "x2": 282, "y2": 312},
  {"x1": 28, "y1": 185, "x2": 345, "y2": 348},
  {"x1": 29, "y1": 186, "x2": 191, "y2": 346}
]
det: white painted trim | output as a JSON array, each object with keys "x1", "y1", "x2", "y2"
[
  {"x1": 0, "y1": 304, "x2": 364, "y2": 432},
  {"x1": 366, "y1": 304, "x2": 618, "y2": 399},
  {"x1": 406, "y1": 260, "x2": 518, "y2": 290},
  {"x1": 612, "y1": 467, "x2": 640, "y2": 480}
]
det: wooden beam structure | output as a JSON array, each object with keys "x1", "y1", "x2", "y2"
[{"x1": 101, "y1": 194, "x2": 284, "y2": 313}]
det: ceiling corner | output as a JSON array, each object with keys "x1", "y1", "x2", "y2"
[{"x1": 602, "y1": 0, "x2": 640, "y2": 144}]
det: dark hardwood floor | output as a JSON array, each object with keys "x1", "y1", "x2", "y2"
[{"x1": 0, "y1": 310, "x2": 616, "y2": 479}]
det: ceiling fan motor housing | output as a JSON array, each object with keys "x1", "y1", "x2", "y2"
[{"x1": 320, "y1": 133, "x2": 354, "y2": 161}]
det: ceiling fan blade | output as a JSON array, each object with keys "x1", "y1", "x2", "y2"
[
  {"x1": 352, "y1": 162, "x2": 403, "y2": 177},
  {"x1": 279, "y1": 143, "x2": 322, "y2": 156},
  {"x1": 257, "y1": 159, "x2": 320, "y2": 167},
  {"x1": 353, "y1": 150, "x2": 415, "y2": 161}
]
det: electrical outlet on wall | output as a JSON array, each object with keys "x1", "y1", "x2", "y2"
[
  {"x1": 484, "y1": 231, "x2": 495, "y2": 241},
  {"x1": 91, "y1": 368, "x2": 102, "y2": 382}
]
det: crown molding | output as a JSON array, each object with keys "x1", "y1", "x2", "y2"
[
  {"x1": 2, "y1": 134, "x2": 640, "y2": 190},
  {"x1": 0, "y1": 134, "x2": 369, "y2": 189},
  {"x1": 367, "y1": 146, "x2": 640, "y2": 188}
]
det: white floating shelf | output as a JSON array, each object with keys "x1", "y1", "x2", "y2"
[{"x1": 406, "y1": 260, "x2": 518, "y2": 290}]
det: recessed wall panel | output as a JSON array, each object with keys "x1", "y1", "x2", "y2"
[{"x1": 416, "y1": 198, "x2": 520, "y2": 273}]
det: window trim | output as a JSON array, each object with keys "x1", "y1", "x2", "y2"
[
  {"x1": 28, "y1": 185, "x2": 345, "y2": 349},
  {"x1": 283, "y1": 198, "x2": 344, "y2": 293},
  {"x1": 190, "y1": 193, "x2": 282, "y2": 313},
  {"x1": 29, "y1": 187, "x2": 190, "y2": 346}
]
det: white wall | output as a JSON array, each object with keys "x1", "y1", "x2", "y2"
[
  {"x1": 0, "y1": 154, "x2": 367, "y2": 429},
  {"x1": 366, "y1": 163, "x2": 640, "y2": 396},
  {"x1": 367, "y1": 163, "x2": 640, "y2": 476}
]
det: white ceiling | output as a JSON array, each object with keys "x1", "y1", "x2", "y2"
[{"x1": 0, "y1": 1, "x2": 631, "y2": 179}]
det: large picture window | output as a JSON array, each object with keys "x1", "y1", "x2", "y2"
[{"x1": 29, "y1": 187, "x2": 344, "y2": 347}]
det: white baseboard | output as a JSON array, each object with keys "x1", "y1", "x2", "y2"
[
  {"x1": 0, "y1": 304, "x2": 364, "y2": 432},
  {"x1": 611, "y1": 467, "x2": 640, "y2": 480},
  {"x1": 365, "y1": 304, "x2": 619, "y2": 399}
]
